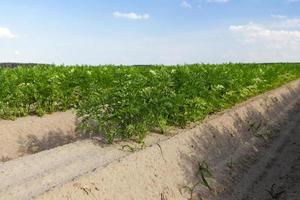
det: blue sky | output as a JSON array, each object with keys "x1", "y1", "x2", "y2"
[{"x1": 0, "y1": 0, "x2": 300, "y2": 65}]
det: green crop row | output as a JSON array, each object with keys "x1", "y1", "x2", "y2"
[{"x1": 1, "y1": 63, "x2": 300, "y2": 142}]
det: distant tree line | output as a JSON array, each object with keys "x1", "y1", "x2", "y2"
[{"x1": 0, "y1": 63, "x2": 46, "y2": 68}]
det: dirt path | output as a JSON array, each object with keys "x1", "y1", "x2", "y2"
[
  {"x1": 219, "y1": 101, "x2": 300, "y2": 200},
  {"x1": 0, "y1": 134, "x2": 168, "y2": 200},
  {"x1": 0, "y1": 140, "x2": 130, "y2": 200}
]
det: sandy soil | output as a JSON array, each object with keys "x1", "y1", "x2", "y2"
[
  {"x1": 0, "y1": 79, "x2": 299, "y2": 200},
  {"x1": 216, "y1": 100, "x2": 300, "y2": 200},
  {"x1": 0, "y1": 111, "x2": 77, "y2": 160},
  {"x1": 0, "y1": 141, "x2": 130, "y2": 199}
]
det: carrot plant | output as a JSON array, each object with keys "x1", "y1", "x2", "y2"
[{"x1": 1, "y1": 63, "x2": 300, "y2": 143}]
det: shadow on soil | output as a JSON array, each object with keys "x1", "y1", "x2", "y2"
[
  {"x1": 17, "y1": 118, "x2": 106, "y2": 155},
  {"x1": 17, "y1": 130, "x2": 78, "y2": 154},
  {"x1": 17, "y1": 118, "x2": 87, "y2": 154},
  {"x1": 177, "y1": 88, "x2": 298, "y2": 200}
]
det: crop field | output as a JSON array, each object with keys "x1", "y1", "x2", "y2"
[{"x1": 1, "y1": 63, "x2": 300, "y2": 143}]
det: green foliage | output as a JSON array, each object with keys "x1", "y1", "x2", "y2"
[{"x1": 1, "y1": 63, "x2": 300, "y2": 142}]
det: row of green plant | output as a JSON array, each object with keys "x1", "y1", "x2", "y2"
[{"x1": 1, "y1": 63, "x2": 300, "y2": 142}]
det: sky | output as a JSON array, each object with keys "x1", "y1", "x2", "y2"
[{"x1": 0, "y1": 0, "x2": 300, "y2": 65}]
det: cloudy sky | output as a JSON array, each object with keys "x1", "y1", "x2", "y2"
[{"x1": 0, "y1": 0, "x2": 300, "y2": 65}]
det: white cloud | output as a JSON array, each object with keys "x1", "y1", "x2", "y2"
[
  {"x1": 227, "y1": 16, "x2": 300, "y2": 62},
  {"x1": 229, "y1": 22, "x2": 300, "y2": 48},
  {"x1": 207, "y1": 0, "x2": 230, "y2": 3},
  {"x1": 287, "y1": 0, "x2": 300, "y2": 3},
  {"x1": 180, "y1": 0, "x2": 192, "y2": 8},
  {"x1": 113, "y1": 12, "x2": 149, "y2": 20},
  {"x1": 0, "y1": 27, "x2": 16, "y2": 39},
  {"x1": 282, "y1": 18, "x2": 300, "y2": 28},
  {"x1": 14, "y1": 50, "x2": 20, "y2": 56},
  {"x1": 270, "y1": 15, "x2": 300, "y2": 28}
]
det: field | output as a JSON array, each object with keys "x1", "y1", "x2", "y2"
[
  {"x1": 1, "y1": 63, "x2": 300, "y2": 200},
  {"x1": 1, "y1": 63, "x2": 300, "y2": 143}
]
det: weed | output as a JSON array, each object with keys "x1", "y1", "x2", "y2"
[
  {"x1": 254, "y1": 130, "x2": 273, "y2": 140},
  {"x1": 197, "y1": 161, "x2": 213, "y2": 191},
  {"x1": 121, "y1": 144, "x2": 136, "y2": 152},
  {"x1": 0, "y1": 156, "x2": 11, "y2": 162},
  {"x1": 266, "y1": 184, "x2": 285, "y2": 199},
  {"x1": 227, "y1": 157, "x2": 234, "y2": 175},
  {"x1": 183, "y1": 160, "x2": 213, "y2": 200},
  {"x1": 156, "y1": 143, "x2": 166, "y2": 162},
  {"x1": 121, "y1": 142, "x2": 146, "y2": 152}
]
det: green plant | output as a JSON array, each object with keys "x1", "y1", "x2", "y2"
[
  {"x1": 121, "y1": 143, "x2": 146, "y2": 152},
  {"x1": 183, "y1": 160, "x2": 213, "y2": 200},
  {"x1": 1, "y1": 63, "x2": 300, "y2": 142}
]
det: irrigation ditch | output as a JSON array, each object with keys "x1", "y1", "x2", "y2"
[{"x1": 0, "y1": 79, "x2": 300, "y2": 200}]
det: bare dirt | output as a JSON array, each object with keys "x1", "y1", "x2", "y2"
[
  {"x1": 0, "y1": 79, "x2": 299, "y2": 200},
  {"x1": 0, "y1": 111, "x2": 77, "y2": 160},
  {"x1": 217, "y1": 100, "x2": 300, "y2": 200}
]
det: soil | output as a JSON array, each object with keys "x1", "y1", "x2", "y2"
[
  {"x1": 0, "y1": 111, "x2": 77, "y2": 160},
  {"x1": 217, "y1": 100, "x2": 300, "y2": 200}
]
